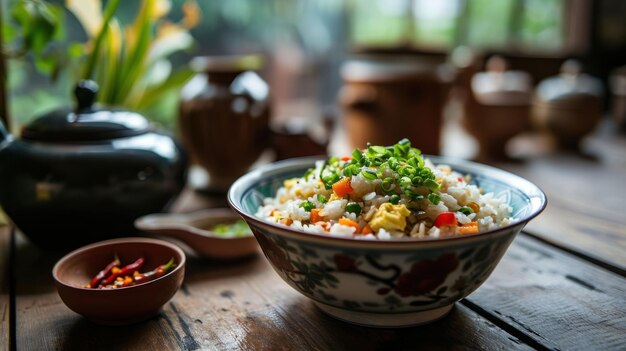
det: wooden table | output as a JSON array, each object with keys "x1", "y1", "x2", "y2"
[{"x1": 2, "y1": 129, "x2": 626, "y2": 350}]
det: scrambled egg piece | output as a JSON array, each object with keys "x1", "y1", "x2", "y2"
[
  {"x1": 284, "y1": 178, "x2": 314, "y2": 199},
  {"x1": 369, "y1": 203, "x2": 411, "y2": 232},
  {"x1": 284, "y1": 178, "x2": 298, "y2": 190}
]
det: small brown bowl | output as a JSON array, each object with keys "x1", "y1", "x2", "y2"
[{"x1": 52, "y1": 237, "x2": 185, "y2": 325}]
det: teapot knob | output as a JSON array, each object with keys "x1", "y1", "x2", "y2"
[{"x1": 74, "y1": 80, "x2": 99, "y2": 111}]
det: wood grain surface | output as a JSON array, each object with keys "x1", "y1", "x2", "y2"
[
  {"x1": 467, "y1": 234, "x2": 626, "y2": 351},
  {"x1": 13, "y1": 231, "x2": 532, "y2": 351},
  {"x1": 499, "y1": 154, "x2": 626, "y2": 273},
  {"x1": 11, "y1": 228, "x2": 626, "y2": 350}
]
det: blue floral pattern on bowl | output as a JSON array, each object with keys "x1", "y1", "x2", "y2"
[{"x1": 229, "y1": 156, "x2": 546, "y2": 327}]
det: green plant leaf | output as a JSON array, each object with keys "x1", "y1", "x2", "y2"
[
  {"x1": 34, "y1": 54, "x2": 56, "y2": 75},
  {"x1": 82, "y1": 0, "x2": 121, "y2": 80},
  {"x1": 11, "y1": 0, "x2": 62, "y2": 55},
  {"x1": 65, "y1": 0, "x2": 103, "y2": 37},
  {"x1": 147, "y1": 26, "x2": 194, "y2": 64},
  {"x1": 67, "y1": 42, "x2": 84, "y2": 58},
  {"x1": 97, "y1": 19, "x2": 123, "y2": 103},
  {"x1": 110, "y1": 0, "x2": 153, "y2": 105}
]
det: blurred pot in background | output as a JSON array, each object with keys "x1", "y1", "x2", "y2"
[
  {"x1": 532, "y1": 60, "x2": 604, "y2": 149},
  {"x1": 463, "y1": 56, "x2": 533, "y2": 161},
  {"x1": 270, "y1": 114, "x2": 332, "y2": 161},
  {"x1": 339, "y1": 56, "x2": 452, "y2": 154},
  {"x1": 179, "y1": 55, "x2": 271, "y2": 192}
]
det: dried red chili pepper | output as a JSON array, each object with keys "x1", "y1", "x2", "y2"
[
  {"x1": 133, "y1": 258, "x2": 176, "y2": 284},
  {"x1": 86, "y1": 255, "x2": 120, "y2": 288},
  {"x1": 100, "y1": 257, "x2": 145, "y2": 286}
]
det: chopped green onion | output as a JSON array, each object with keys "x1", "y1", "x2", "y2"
[
  {"x1": 343, "y1": 164, "x2": 359, "y2": 177},
  {"x1": 211, "y1": 219, "x2": 252, "y2": 237},
  {"x1": 300, "y1": 201, "x2": 315, "y2": 212},
  {"x1": 387, "y1": 158, "x2": 399, "y2": 170},
  {"x1": 345, "y1": 202, "x2": 362, "y2": 216},
  {"x1": 427, "y1": 193, "x2": 441, "y2": 205},
  {"x1": 352, "y1": 148, "x2": 363, "y2": 161},
  {"x1": 303, "y1": 168, "x2": 314, "y2": 181},
  {"x1": 381, "y1": 177, "x2": 395, "y2": 193},
  {"x1": 317, "y1": 194, "x2": 328, "y2": 203},
  {"x1": 368, "y1": 145, "x2": 388, "y2": 156},
  {"x1": 399, "y1": 176, "x2": 412, "y2": 188},
  {"x1": 361, "y1": 168, "x2": 378, "y2": 181},
  {"x1": 389, "y1": 194, "x2": 401, "y2": 204},
  {"x1": 423, "y1": 179, "x2": 440, "y2": 192},
  {"x1": 459, "y1": 206, "x2": 473, "y2": 215},
  {"x1": 411, "y1": 176, "x2": 423, "y2": 185},
  {"x1": 320, "y1": 162, "x2": 341, "y2": 190}
]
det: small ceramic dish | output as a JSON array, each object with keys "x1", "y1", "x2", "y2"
[
  {"x1": 52, "y1": 237, "x2": 185, "y2": 325},
  {"x1": 134, "y1": 208, "x2": 258, "y2": 259}
]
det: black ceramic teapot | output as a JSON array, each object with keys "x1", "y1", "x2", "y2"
[{"x1": 0, "y1": 81, "x2": 187, "y2": 250}]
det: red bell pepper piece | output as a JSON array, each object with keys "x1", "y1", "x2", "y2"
[{"x1": 434, "y1": 212, "x2": 457, "y2": 228}]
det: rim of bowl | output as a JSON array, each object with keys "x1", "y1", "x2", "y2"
[
  {"x1": 228, "y1": 155, "x2": 547, "y2": 246},
  {"x1": 52, "y1": 237, "x2": 186, "y2": 291}
]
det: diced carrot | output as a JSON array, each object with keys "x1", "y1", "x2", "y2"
[
  {"x1": 341, "y1": 156, "x2": 352, "y2": 162},
  {"x1": 316, "y1": 221, "x2": 331, "y2": 232},
  {"x1": 280, "y1": 218, "x2": 293, "y2": 226},
  {"x1": 458, "y1": 221, "x2": 479, "y2": 234},
  {"x1": 310, "y1": 208, "x2": 323, "y2": 223},
  {"x1": 332, "y1": 177, "x2": 353, "y2": 197},
  {"x1": 360, "y1": 224, "x2": 373, "y2": 235},
  {"x1": 338, "y1": 218, "x2": 360, "y2": 233}
]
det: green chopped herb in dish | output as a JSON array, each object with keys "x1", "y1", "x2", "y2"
[{"x1": 211, "y1": 219, "x2": 252, "y2": 237}]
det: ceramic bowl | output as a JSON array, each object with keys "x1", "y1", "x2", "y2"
[
  {"x1": 52, "y1": 237, "x2": 185, "y2": 325},
  {"x1": 134, "y1": 208, "x2": 258, "y2": 259},
  {"x1": 228, "y1": 156, "x2": 546, "y2": 327}
]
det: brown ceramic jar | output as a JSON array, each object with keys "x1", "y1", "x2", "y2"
[
  {"x1": 179, "y1": 55, "x2": 270, "y2": 191},
  {"x1": 339, "y1": 56, "x2": 452, "y2": 154}
]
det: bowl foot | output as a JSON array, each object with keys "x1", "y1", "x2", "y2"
[{"x1": 314, "y1": 302, "x2": 453, "y2": 328}]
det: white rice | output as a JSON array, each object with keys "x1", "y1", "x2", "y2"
[{"x1": 256, "y1": 158, "x2": 514, "y2": 240}]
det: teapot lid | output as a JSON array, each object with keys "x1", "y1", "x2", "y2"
[
  {"x1": 536, "y1": 60, "x2": 604, "y2": 102},
  {"x1": 471, "y1": 56, "x2": 533, "y2": 106},
  {"x1": 21, "y1": 80, "x2": 151, "y2": 142}
]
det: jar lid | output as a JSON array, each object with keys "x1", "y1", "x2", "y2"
[
  {"x1": 21, "y1": 81, "x2": 151, "y2": 142},
  {"x1": 190, "y1": 54, "x2": 264, "y2": 73},
  {"x1": 536, "y1": 60, "x2": 604, "y2": 102},
  {"x1": 471, "y1": 56, "x2": 532, "y2": 106},
  {"x1": 340, "y1": 55, "x2": 452, "y2": 83}
]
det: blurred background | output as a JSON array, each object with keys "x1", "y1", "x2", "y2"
[{"x1": 1, "y1": 0, "x2": 626, "y2": 160}]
